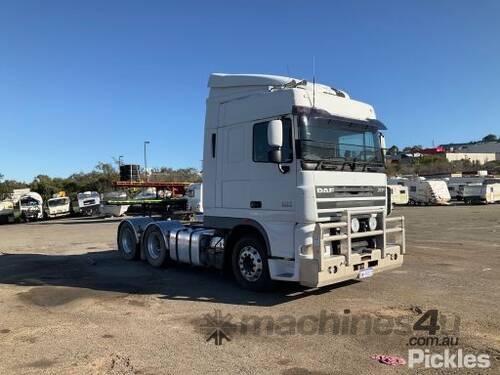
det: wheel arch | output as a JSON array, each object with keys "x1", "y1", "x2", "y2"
[{"x1": 223, "y1": 223, "x2": 270, "y2": 273}]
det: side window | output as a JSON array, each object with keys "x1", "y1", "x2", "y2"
[
  {"x1": 410, "y1": 186, "x2": 417, "y2": 192},
  {"x1": 253, "y1": 118, "x2": 293, "y2": 163}
]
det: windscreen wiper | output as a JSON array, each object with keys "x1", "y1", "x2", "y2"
[{"x1": 303, "y1": 158, "x2": 341, "y2": 170}]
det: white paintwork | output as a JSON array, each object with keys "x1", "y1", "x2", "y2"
[
  {"x1": 19, "y1": 192, "x2": 44, "y2": 220},
  {"x1": 100, "y1": 191, "x2": 130, "y2": 217},
  {"x1": 445, "y1": 177, "x2": 485, "y2": 200},
  {"x1": 76, "y1": 191, "x2": 101, "y2": 215},
  {"x1": 267, "y1": 120, "x2": 283, "y2": 147},
  {"x1": 388, "y1": 185, "x2": 409, "y2": 205},
  {"x1": 185, "y1": 183, "x2": 203, "y2": 213},
  {"x1": 202, "y1": 73, "x2": 394, "y2": 281},
  {"x1": 45, "y1": 197, "x2": 71, "y2": 218},
  {"x1": 134, "y1": 188, "x2": 157, "y2": 200},
  {"x1": 463, "y1": 181, "x2": 500, "y2": 203},
  {"x1": 404, "y1": 179, "x2": 451, "y2": 205}
]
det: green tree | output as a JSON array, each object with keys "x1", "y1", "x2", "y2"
[
  {"x1": 388, "y1": 145, "x2": 399, "y2": 156},
  {"x1": 482, "y1": 134, "x2": 497, "y2": 142}
]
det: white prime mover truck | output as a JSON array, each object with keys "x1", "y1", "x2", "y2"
[{"x1": 117, "y1": 73, "x2": 405, "y2": 291}]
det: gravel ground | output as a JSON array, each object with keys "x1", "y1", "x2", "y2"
[{"x1": 0, "y1": 205, "x2": 499, "y2": 374}]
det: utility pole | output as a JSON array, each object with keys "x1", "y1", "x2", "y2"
[
  {"x1": 118, "y1": 155, "x2": 124, "y2": 166},
  {"x1": 144, "y1": 141, "x2": 150, "y2": 181}
]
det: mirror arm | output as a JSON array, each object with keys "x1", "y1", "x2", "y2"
[{"x1": 278, "y1": 164, "x2": 290, "y2": 174}]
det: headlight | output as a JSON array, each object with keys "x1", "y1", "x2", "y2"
[
  {"x1": 351, "y1": 218, "x2": 360, "y2": 233},
  {"x1": 368, "y1": 216, "x2": 378, "y2": 231}
]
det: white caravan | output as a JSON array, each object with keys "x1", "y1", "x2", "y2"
[
  {"x1": 116, "y1": 73, "x2": 405, "y2": 291},
  {"x1": 19, "y1": 192, "x2": 44, "y2": 221},
  {"x1": 75, "y1": 191, "x2": 101, "y2": 216},
  {"x1": 445, "y1": 177, "x2": 484, "y2": 200},
  {"x1": 463, "y1": 180, "x2": 500, "y2": 204},
  {"x1": 406, "y1": 178, "x2": 451, "y2": 205},
  {"x1": 44, "y1": 197, "x2": 71, "y2": 218},
  {"x1": 185, "y1": 183, "x2": 203, "y2": 213},
  {"x1": 388, "y1": 185, "x2": 409, "y2": 205}
]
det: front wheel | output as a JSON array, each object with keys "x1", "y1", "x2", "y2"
[{"x1": 232, "y1": 236, "x2": 273, "y2": 292}]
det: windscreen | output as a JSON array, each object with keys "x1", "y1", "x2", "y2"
[
  {"x1": 48, "y1": 198, "x2": 68, "y2": 207},
  {"x1": 298, "y1": 116, "x2": 383, "y2": 167}
]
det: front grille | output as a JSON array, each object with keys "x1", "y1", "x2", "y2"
[
  {"x1": 317, "y1": 200, "x2": 385, "y2": 210},
  {"x1": 316, "y1": 185, "x2": 385, "y2": 198}
]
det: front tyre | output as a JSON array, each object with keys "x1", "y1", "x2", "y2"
[{"x1": 232, "y1": 236, "x2": 273, "y2": 292}]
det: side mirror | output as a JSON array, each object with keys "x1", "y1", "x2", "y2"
[{"x1": 268, "y1": 120, "x2": 283, "y2": 148}]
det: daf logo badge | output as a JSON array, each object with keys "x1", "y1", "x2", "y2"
[{"x1": 316, "y1": 187, "x2": 335, "y2": 193}]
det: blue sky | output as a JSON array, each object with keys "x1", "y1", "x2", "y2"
[{"x1": 1, "y1": 0, "x2": 499, "y2": 181}]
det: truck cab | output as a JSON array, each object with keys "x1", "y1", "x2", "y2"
[
  {"x1": 117, "y1": 73, "x2": 405, "y2": 291},
  {"x1": 44, "y1": 196, "x2": 71, "y2": 219},
  {"x1": 76, "y1": 191, "x2": 101, "y2": 216},
  {"x1": 201, "y1": 74, "x2": 404, "y2": 288}
]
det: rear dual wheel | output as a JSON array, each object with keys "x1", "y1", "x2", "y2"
[
  {"x1": 118, "y1": 222, "x2": 139, "y2": 260},
  {"x1": 142, "y1": 226, "x2": 169, "y2": 267}
]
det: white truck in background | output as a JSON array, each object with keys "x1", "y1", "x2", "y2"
[
  {"x1": 0, "y1": 200, "x2": 15, "y2": 224},
  {"x1": 116, "y1": 73, "x2": 405, "y2": 291},
  {"x1": 74, "y1": 191, "x2": 101, "y2": 216},
  {"x1": 44, "y1": 196, "x2": 71, "y2": 219},
  {"x1": 0, "y1": 188, "x2": 32, "y2": 224},
  {"x1": 404, "y1": 178, "x2": 451, "y2": 206},
  {"x1": 19, "y1": 192, "x2": 44, "y2": 221},
  {"x1": 463, "y1": 180, "x2": 500, "y2": 204}
]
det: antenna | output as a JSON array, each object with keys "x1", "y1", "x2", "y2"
[
  {"x1": 286, "y1": 64, "x2": 290, "y2": 77},
  {"x1": 312, "y1": 56, "x2": 316, "y2": 108}
]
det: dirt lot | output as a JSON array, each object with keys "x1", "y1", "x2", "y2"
[{"x1": 0, "y1": 205, "x2": 499, "y2": 374}]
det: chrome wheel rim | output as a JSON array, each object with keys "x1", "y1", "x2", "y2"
[
  {"x1": 147, "y1": 231, "x2": 163, "y2": 260},
  {"x1": 121, "y1": 227, "x2": 135, "y2": 255},
  {"x1": 238, "y1": 245, "x2": 263, "y2": 282}
]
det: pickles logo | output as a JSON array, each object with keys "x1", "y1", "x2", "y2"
[
  {"x1": 408, "y1": 349, "x2": 491, "y2": 369},
  {"x1": 407, "y1": 309, "x2": 490, "y2": 369}
]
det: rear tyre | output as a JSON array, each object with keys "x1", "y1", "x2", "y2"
[
  {"x1": 118, "y1": 222, "x2": 139, "y2": 260},
  {"x1": 232, "y1": 236, "x2": 273, "y2": 292},
  {"x1": 143, "y1": 226, "x2": 169, "y2": 267}
]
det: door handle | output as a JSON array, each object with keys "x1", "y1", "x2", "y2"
[{"x1": 250, "y1": 201, "x2": 262, "y2": 208}]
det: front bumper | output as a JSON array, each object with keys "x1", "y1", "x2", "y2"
[{"x1": 299, "y1": 209, "x2": 405, "y2": 287}]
